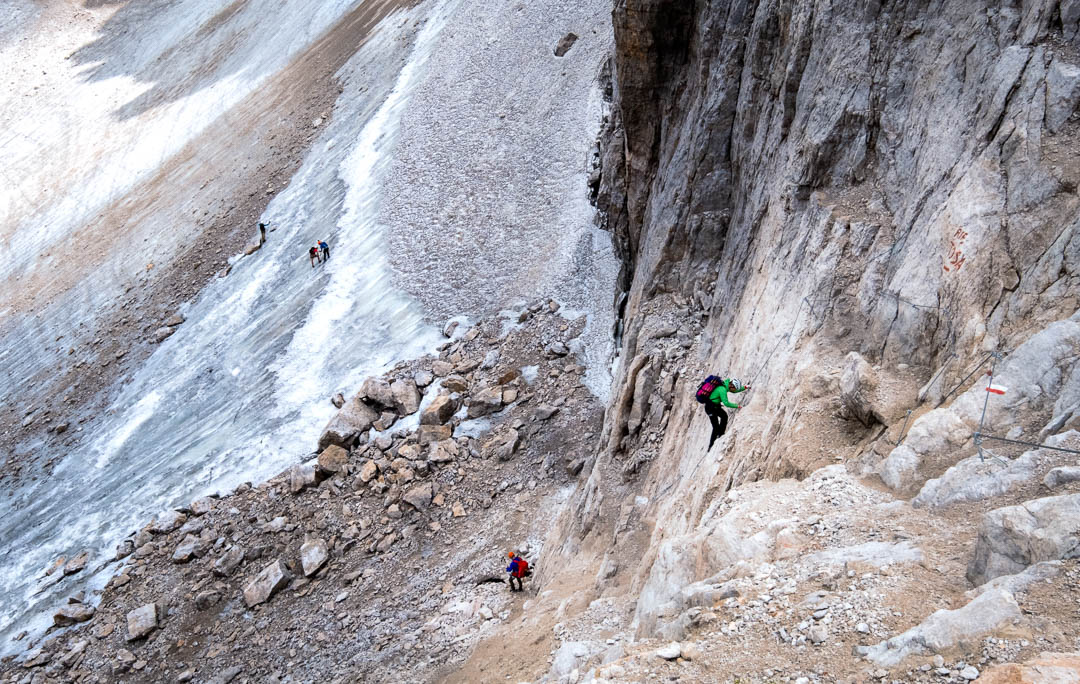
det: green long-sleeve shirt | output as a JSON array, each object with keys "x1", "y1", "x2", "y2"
[{"x1": 708, "y1": 380, "x2": 746, "y2": 409}]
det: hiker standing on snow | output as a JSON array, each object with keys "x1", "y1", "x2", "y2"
[
  {"x1": 697, "y1": 376, "x2": 749, "y2": 450},
  {"x1": 319, "y1": 239, "x2": 330, "y2": 261},
  {"x1": 309, "y1": 245, "x2": 321, "y2": 268},
  {"x1": 506, "y1": 551, "x2": 529, "y2": 593}
]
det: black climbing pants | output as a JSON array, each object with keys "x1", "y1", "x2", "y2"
[
  {"x1": 321, "y1": 247, "x2": 330, "y2": 261},
  {"x1": 704, "y1": 402, "x2": 728, "y2": 449},
  {"x1": 508, "y1": 576, "x2": 523, "y2": 592}
]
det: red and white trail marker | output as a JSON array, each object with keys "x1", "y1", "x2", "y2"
[{"x1": 986, "y1": 383, "x2": 1008, "y2": 395}]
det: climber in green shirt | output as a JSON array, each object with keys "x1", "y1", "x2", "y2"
[{"x1": 703, "y1": 377, "x2": 748, "y2": 449}]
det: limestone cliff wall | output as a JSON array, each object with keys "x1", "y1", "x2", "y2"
[{"x1": 548, "y1": 0, "x2": 1080, "y2": 636}]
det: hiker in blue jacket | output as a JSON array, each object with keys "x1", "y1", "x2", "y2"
[{"x1": 699, "y1": 377, "x2": 749, "y2": 449}]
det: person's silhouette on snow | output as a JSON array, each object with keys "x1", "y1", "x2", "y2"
[{"x1": 697, "y1": 376, "x2": 749, "y2": 449}]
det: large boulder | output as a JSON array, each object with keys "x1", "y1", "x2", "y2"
[
  {"x1": 967, "y1": 493, "x2": 1080, "y2": 585},
  {"x1": 243, "y1": 560, "x2": 292, "y2": 607},
  {"x1": 300, "y1": 539, "x2": 329, "y2": 577},
  {"x1": 421, "y1": 394, "x2": 458, "y2": 426},
  {"x1": 1045, "y1": 465, "x2": 1080, "y2": 489},
  {"x1": 840, "y1": 352, "x2": 879, "y2": 426},
  {"x1": 864, "y1": 588, "x2": 1021, "y2": 666},
  {"x1": 468, "y1": 386, "x2": 504, "y2": 418},
  {"x1": 391, "y1": 378, "x2": 422, "y2": 415},
  {"x1": 913, "y1": 448, "x2": 1040, "y2": 509},
  {"x1": 318, "y1": 396, "x2": 378, "y2": 450}
]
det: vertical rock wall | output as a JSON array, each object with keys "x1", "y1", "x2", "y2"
[{"x1": 548, "y1": 0, "x2": 1080, "y2": 635}]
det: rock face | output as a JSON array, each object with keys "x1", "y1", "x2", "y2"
[
  {"x1": 967, "y1": 494, "x2": 1080, "y2": 585},
  {"x1": 243, "y1": 560, "x2": 292, "y2": 607}
]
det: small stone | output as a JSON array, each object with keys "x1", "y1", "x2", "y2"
[
  {"x1": 189, "y1": 496, "x2": 216, "y2": 516},
  {"x1": 317, "y1": 445, "x2": 349, "y2": 476},
  {"x1": 545, "y1": 341, "x2": 569, "y2": 357},
  {"x1": 653, "y1": 643, "x2": 682, "y2": 660},
  {"x1": 300, "y1": 538, "x2": 329, "y2": 577},
  {"x1": 566, "y1": 459, "x2": 584, "y2": 476},
  {"x1": 172, "y1": 534, "x2": 205, "y2": 563},
  {"x1": 63, "y1": 550, "x2": 90, "y2": 575},
  {"x1": 214, "y1": 546, "x2": 245, "y2": 577},
  {"x1": 419, "y1": 424, "x2": 453, "y2": 445},
  {"x1": 532, "y1": 404, "x2": 559, "y2": 421},
  {"x1": 404, "y1": 482, "x2": 435, "y2": 511},
  {"x1": 126, "y1": 604, "x2": 158, "y2": 641},
  {"x1": 289, "y1": 465, "x2": 317, "y2": 493},
  {"x1": 92, "y1": 622, "x2": 115, "y2": 639},
  {"x1": 809, "y1": 625, "x2": 828, "y2": 644},
  {"x1": 331, "y1": 392, "x2": 345, "y2": 408},
  {"x1": 149, "y1": 510, "x2": 187, "y2": 533},
  {"x1": 431, "y1": 360, "x2": 453, "y2": 377},
  {"x1": 266, "y1": 516, "x2": 288, "y2": 533},
  {"x1": 960, "y1": 666, "x2": 979, "y2": 680},
  {"x1": 414, "y1": 370, "x2": 434, "y2": 388},
  {"x1": 856, "y1": 622, "x2": 870, "y2": 634},
  {"x1": 376, "y1": 533, "x2": 397, "y2": 552},
  {"x1": 452, "y1": 502, "x2": 466, "y2": 517},
  {"x1": 53, "y1": 603, "x2": 95, "y2": 626},
  {"x1": 359, "y1": 460, "x2": 379, "y2": 483},
  {"x1": 427, "y1": 439, "x2": 458, "y2": 464},
  {"x1": 468, "y1": 386, "x2": 504, "y2": 418},
  {"x1": 195, "y1": 590, "x2": 221, "y2": 610},
  {"x1": 243, "y1": 559, "x2": 292, "y2": 607}
]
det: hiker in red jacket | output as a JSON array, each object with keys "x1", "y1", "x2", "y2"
[{"x1": 506, "y1": 551, "x2": 529, "y2": 592}]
